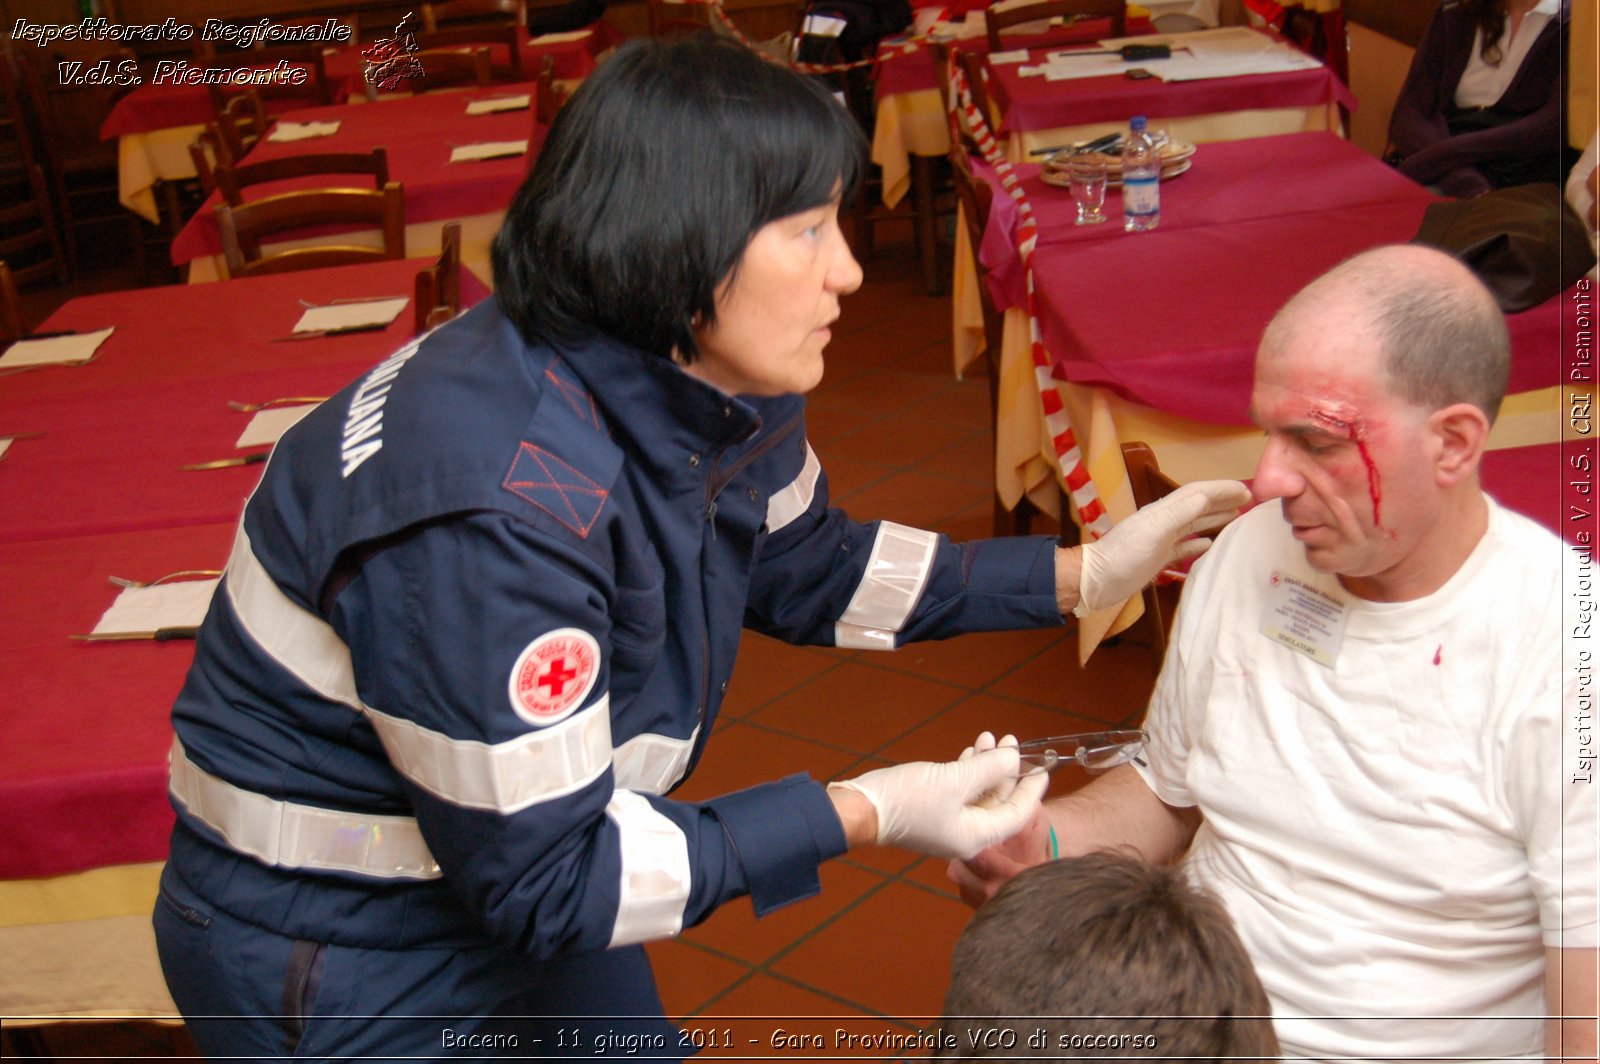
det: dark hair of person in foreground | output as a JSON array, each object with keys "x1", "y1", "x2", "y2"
[{"x1": 938, "y1": 853, "x2": 1280, "y2": 1062}]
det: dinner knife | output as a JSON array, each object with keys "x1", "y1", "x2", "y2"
[
  {"x1": 71, "y1": 626, "x2": 200, "y2": 642},
  {"x1": 180, "y1": 452, "x2": 268, "y2": 471}
]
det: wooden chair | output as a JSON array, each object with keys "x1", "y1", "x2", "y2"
[
  {"x1": 947, "y1": 140, "x2": 1053, "y2": 537},
  {"x1": 10, "y1": 48, "x2": 147, "y2": 276},
  {"x1": 414, "y1": 24, "x2": 523, "y2": 82},
  {"x1": 0, "y1": 261, "x2": 25, "y2": 344},
  {"x1": 985, "y1": 0, "x2": 1125, "y2": 52},
  {"x1": 1120, "y1": 440, "x2": 1184, "y2": 663},
  {"x1": 534, "y1": 54, "x2": 563, "y2": 124},
  {"x1": 211, "y1": 90, "x2": 271, "y2": 164},
  {"x1": 958, "y1": 50, "x2": 999, "y2": 145},
  {"x1": 0, "y1": 58, "x2": 68, "y2": 287},
  {"x1": 215, "y1": 182, "x2": 405, "y2": 278},
  {"x1": 194, "y1": 42, "x2": 333, "y2": 113},
  {"x1": 211, "y1": 147, "x2": 390, "y2": 206},
  {"x1": 422, "y1": 0, "x2": 525, "y2": 29},
  {"x1": 647, "y1": 0, "x2": 716, "y2": 36},
  {"x1": 414, "y1": 222, "x2": 463, "y2": 333},
  {"x1": 397, "y1": 46, "x2": 494, "y2": 92}
]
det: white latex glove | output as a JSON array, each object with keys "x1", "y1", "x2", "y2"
[
  {"x1": 958, "y1": 731, "x2": 1022, "y2": 809},
  {"x1": 1076, "y1": 479, "x2": 1250, "y2": 614},
  {"x1": 830, "y1": 741, "x2": 1047, "y2": 861}
]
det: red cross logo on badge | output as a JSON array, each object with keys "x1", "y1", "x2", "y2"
[{"x1": 509, "y1": 628, "x2": 600, "y2": 725}]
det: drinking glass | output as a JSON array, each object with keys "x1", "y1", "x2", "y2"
[{"x1": 1068, "y1": 157, "x2": 1108, "y2": 225}]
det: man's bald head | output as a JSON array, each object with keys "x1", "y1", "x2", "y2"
[{"x1": 1259, "y1": 245, "x2": 1511, "y2": 423}]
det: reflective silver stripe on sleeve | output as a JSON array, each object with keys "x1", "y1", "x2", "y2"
[
  {"x1": 226, "y1": 521, "x2": 616, "y2": 812},
  {"x1": 168, "y1": 737, "x2": 441, "y2": 880},
  {"x1": 612, "y1": 728, "x2": 698, "y2": 795},
  {"x1": 764, "y1": 443, "x2": 821, "y2": 533},
  {"x1": 366, "y1": 700, "x2": 612, "y2": 814},
  {"x1": 833, "y1": 522, "x2": 939, "y2": 650},
  {"x1": 605, "y1": 789, "x2": 692, "y2": 947},
  {"x1": 224, "y1": 522, "x2": 368, "y2": 713}
]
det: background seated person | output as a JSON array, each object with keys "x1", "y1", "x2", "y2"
[
  {"x1": 1387, "y1": 0, "x2": 1570, "y2": 198},
  {"x1": 937, "y1": 853, "x2": 1279, "y2": 1061}
]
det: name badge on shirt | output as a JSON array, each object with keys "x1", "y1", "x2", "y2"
[{"x1": 1259, "y1": 570, "x2": 1349, "y2": 668}]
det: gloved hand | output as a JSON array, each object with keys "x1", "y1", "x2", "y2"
[
  {"x1": 1076, "y1": 479, "x2": 1250, "y2": 614},
  {"x1": 829, "y1": 736, "x2": 1047, "y2": 861}
]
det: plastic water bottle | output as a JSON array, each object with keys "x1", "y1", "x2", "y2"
[{"x1": 1122, "y1": 115, "x2": 1161, "y2": 232}]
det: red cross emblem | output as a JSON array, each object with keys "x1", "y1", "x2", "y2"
[{"x1": 509, "y1": 628, "x2": 600, "y2": 725}]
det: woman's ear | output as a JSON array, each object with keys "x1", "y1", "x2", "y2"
[{"x1": 1428, "y1": 402, "x2": 1491, "y2": 487}]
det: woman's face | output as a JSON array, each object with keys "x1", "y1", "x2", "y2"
[{"x1": 685, "y1": 199, "x2": 863, "y2": 397}]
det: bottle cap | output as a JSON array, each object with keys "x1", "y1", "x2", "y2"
[{"x1": 1130, "y1": 115, "x2": 1147, "y2": 131}]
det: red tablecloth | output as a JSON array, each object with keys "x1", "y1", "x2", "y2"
[
  {"x1": 980, "y1": 132, "x2": 1432, "y2": 309},
  {"x1": 0, "y1": 521, "x2": 236, "y2": 880},
  {"x1": 872, "y1": 14, "x2": 1154, "y2": 98},
  {"x1": 99, "y1": 23, "x2": 618, "y2": 139},
  {"x1": 985, "y1": 34, "x2": 1354, "y2": 135},
  {"x1": 167, "y1": 88, "x2": 543, "y2": 266},
  {"x1": 1026, "y1": 201, "x2": 1563, "y2": 426},
  {"x1": 0, "y1": 259, "x2": 490, "y2": 879}
]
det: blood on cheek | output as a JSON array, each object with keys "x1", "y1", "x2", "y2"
[{"x1": 1306, "y1": 406, "x2": 1383, "y2": 530}]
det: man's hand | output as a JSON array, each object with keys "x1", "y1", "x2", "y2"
[
  {"x1": 1061, "y1": 480, "x2": 1250, "y2": 615},
  {"x1": 946, "y1": 803, "x2": 1052, "y2": 908}
]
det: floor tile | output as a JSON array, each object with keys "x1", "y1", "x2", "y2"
[
  {"x1": 646, "y1": 938, "x2": 755, "y2": 1018},
  {"x1": 746, "y1": 661, "x2": 967, "y2": 756},
  {"x1": 840, "y1": 416, "x2": 986, "y2": 474},
  {"x1": 721, "y1": 633, "x2": 843, "y2": 719},
  {"x1": 770, "y1": 881, "x2": 973, "y2": 1022},
  {"x1": 879, "y1": 626, "x2": 1070, "y2": 692},
  {"x1": 836, "y1": 469, "x2": 993, "y2": 531},
  {"x1": 671, "y1": 720, "x2": 866, "y2": 803},
  {"x1": 988, "y1": 631, "x2": 1161, "y2": 721},
  {"x1": 681, "y1": 860, "x2": 889, "y2": 965},
  {"x1": 692, "y1": 974, "x2": 893, "y2": 1052},
  {"x1": 875, "y1": 691, "x2": 1108, "y2": 766}
]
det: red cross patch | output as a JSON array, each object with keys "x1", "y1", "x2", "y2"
[{"x1": 508, "y1": 628, "x2": 600, "y2": 726}]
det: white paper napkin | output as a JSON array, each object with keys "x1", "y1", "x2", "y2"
[
  {"x1": 449, "y1": 140, "x2": 530, "y2": 162},
  {"x1": 92, "y1": 579, "x2": 220, "y2": 636},
  {"x1": 987, "y1": 49, "x2": 1030, "y2": 64},
  {"x1": 465, "y1": 94, "x2": 532, "y2": 115},
  {"x1": 0, "y1": 327, "x2": 115, "y2": 370},
  {"x1": 236, "y1": 405, "x2": 317, "y2": 449},
  {"x1": 529, "y1": 29, "x2": 592, "y2": 44},
  {"x1": 267, "y1": 120, "x2": 342, "y2": 143},
  {"x1": 0, "y1": 439, "x2": 11, "y2": 462},
  {"x1": 292, "y1": 298, "x2": 409, "y2": 335}
]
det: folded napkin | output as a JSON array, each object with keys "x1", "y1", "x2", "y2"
[
  {"x1": 449, "y1": 140, "x2": 529, "y2": 162},
  {"x1": 292, "y1": 297, "x2": 409, "y2": 336},
  {"x1": 0, "y1": 327, "x2": 114, "y2": 369},
  {"x1": 466, "y1": 94, "x2": 532, "y2": 115},
  {"x1": 267, "y1": 120, "x2": 342, "y2": 143},
  {"x1": 92, "y1": 578, "x2": 220, "y2": 637},
  {"x1": 237, "y1": 405, "x2": 318, "y2": 449}
]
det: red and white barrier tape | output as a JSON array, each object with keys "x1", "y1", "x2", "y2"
[{"x1": 946, "y1": 50, "x2": 1112, "y2": 538}]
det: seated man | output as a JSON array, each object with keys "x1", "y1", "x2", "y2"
[
  {"x1": 938, "y1": 852, "x2": 1278, "y2": 1061},
  {"x1": 953, "y1": 244, "x2": 1598, "y2": 1061}
]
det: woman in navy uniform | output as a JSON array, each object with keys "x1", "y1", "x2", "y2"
[{"x1": 154, "y1": 34, "x2": 1247, "y2": 1059}]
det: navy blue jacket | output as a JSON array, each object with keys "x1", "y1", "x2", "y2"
[{"x1": 167, "y1": 300, "x2": 1064, "y2": 958}]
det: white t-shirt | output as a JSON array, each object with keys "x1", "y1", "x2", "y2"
[
  {"x1": 1455, "y1": 0, "x2": 1561, "y2": 109},
  {"x1": 1139, "y1": 498, "x2": 1596, "y2": 1062}
]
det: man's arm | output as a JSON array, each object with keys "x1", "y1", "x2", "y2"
[
  {"x1": 1546, "y1": 947, "x2": 1599, "y2": 1063},
  {"x1": 948, "y1": 763, "x2": 1200, "y2": 907}
]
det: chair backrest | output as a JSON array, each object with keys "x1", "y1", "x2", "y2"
[
  {"x1": 405, "y1": 46, "x2": 494, "y2": 92},
  {"x1": 213, "y1": 147, "x2": 390, "y2": 206},
  {"x1": 422, "y1": 0, "x2": 526, "y2": 30},
  {"x1": 211, "y1": 89, "x2": 270, "y2": 163},
  {"x1": 0, "y1": 260, "x2": 25, "y2": 344},
  {"x1": 1119, "y1": 440, "x2": 1182, "y2": 661},
  {"x1": 0, "y1": 60, "x2": 68, "y2": 287},
  {"x1": 414, "y1": 23, "x2": 522, "y2": 80},
  {"x1": 534, "y1": 53, "x2": 562, "y2": 124},
  {"x1": 957, "y1": 50, "x2": 997, "y2": 144},
  {"x1": 195, "y1": 42, "x2": 332, "y2": 112},
  {"x1": 215, "y1": 182, "x2": 406, "y2": 278},
  {"x1": 414, "y1": 221, "x2": 463, "y2": 334},
  {"x1": 985, "y1": 0, "x2": 1126, "y2": 52},
  {"x1": 648, "y1": 0, "x2": 716, "y2": 36}
]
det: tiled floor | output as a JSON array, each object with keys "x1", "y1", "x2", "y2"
[{"x1": 2, "y1": 231, "x2": 1162, "y2": 1059}]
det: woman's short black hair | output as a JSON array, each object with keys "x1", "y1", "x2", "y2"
[{"x1": 492, "y1": 34, "x2": 866, "y2": 362}]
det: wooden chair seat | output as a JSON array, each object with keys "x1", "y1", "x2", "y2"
[{"x1": 414, "y1": 222, "x2": 463, "y2": 333}]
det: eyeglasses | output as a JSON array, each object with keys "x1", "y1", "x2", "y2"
[{"x1": 1014, "y1": 730, "x2": 1148, "y2": 775}]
